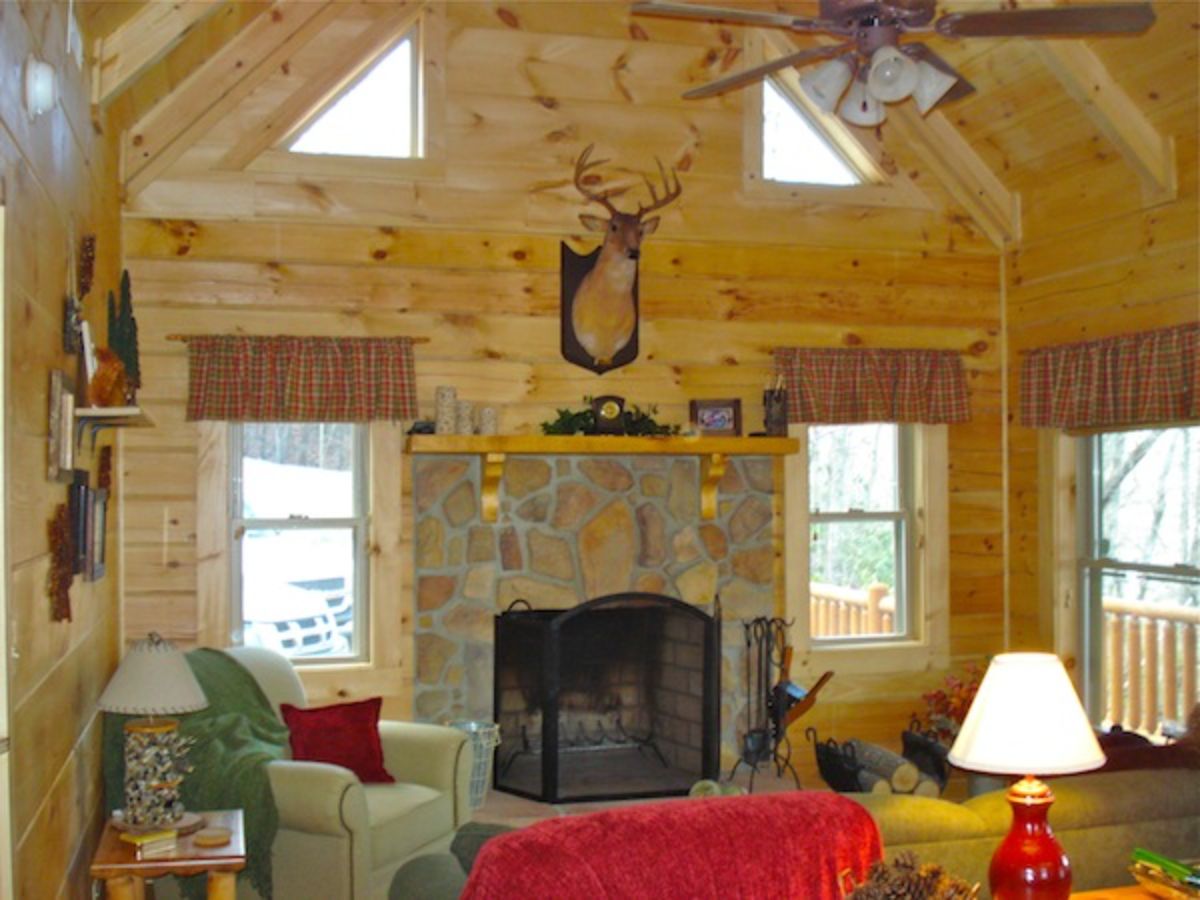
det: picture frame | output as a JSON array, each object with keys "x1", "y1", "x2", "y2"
[
  {"x1": 86, "y1": 488, "x2": 108, "y2": 582},
  {"x1": 48, "y1": 370, "x2": 75, "y2": 482},
  {"x1": 68, "y1": 471, "x2": 90, "y2": 575},
  {"x1": 690, "y1": 398, "x2": 742, "y2": 437}
]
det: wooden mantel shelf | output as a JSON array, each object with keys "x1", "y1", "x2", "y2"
[{"x1": 406, "y1": 434, "x2": 798, "y2": 521}]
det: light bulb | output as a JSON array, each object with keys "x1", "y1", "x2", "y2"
[
  {"x1": 866, "y1": 46, "x2": 918, "y2": 103},
  {"x1": 24, "y1": 57, "x2": 56, "y2": 118}
]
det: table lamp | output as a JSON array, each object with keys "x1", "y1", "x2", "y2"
[
  {"x1": 98, "y1": 633, "x2": 208, "y2": 831},
  {"x1": 948, "y1": 653, "x2": 1105, "y2": 899}
]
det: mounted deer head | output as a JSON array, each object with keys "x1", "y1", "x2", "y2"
[{"x1": 563, "y1": 145, "x2": 683, "y2": 372}]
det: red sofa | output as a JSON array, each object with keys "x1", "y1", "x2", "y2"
[{"x1": 460, "y1": 791, "x2": 882, "y2": 899}]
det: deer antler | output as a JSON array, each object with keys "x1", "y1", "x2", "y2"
[
  {"x1": 636, "y1": 157, "x2": 683, "y2": 217},
  {"x1": 573, "y1": 144, "x2": 628, "y2": 216}
]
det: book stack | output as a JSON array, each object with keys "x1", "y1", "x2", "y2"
[{"x1": 119, "y1": 828, "x2": 178, "y2": 860}]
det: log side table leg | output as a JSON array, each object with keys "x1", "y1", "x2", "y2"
[
  {"x1": 207, "y1": 871, "x2": 237, "y2": 900},
  {"x1": 105, "y1": 875, "x2": 145, "y2": 900}
]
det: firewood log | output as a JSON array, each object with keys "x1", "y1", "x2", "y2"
[
  {"x1": 847, "y1": 739, "x2": 920, "y2": 793},
  {"x1": 857, "y1": 770, "x2": 894, "y2": 794},
  {"x1": 912, "y1": 775, "x2": 942, "y2": 797}
]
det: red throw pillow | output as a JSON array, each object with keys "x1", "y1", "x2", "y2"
[{"x1": 281, "y1": 697, "x2": 395, "y2": 783}]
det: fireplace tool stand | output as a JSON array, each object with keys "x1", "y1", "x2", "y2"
[{"x1": 727, "y1": 618, "x2": 834, "y2": 792}]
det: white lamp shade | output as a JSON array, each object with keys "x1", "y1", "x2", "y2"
[
  {"x1": 799, "y1": 58, "x2": 854, "y2": 113},
  {"x1": 912, "y1": 60, "x2": 958, "y2": 115},
  {"x1": 948, "y1": 653, "x2": 1106, "y2": 777},
  {"x1": 24, "y1": 57, "x2": 56, "y2": 117},
  {"x1": 866, "y1": 46, "x2": 919, "y2": 103},
  {"x1": 97, "y1": 633, "x2": 208, "y2": 715},
  {"x1": 838, "y1": 80, "x2": 886, "y2": 127}
]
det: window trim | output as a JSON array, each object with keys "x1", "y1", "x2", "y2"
[
  {"x1": 785, "y1": 423, "x2": 949, "y2": 674},
  {"x1": 229, "y1": 422, "x2": 371, "y2": 665}
]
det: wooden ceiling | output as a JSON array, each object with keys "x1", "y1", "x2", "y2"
[{"x1": 78, "y1": 0, "x2": 1198, "y2": 249}]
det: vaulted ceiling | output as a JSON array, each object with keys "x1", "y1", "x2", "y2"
[{"x1": 80, "y1": 0, "x2": 1198, "y2": 250}]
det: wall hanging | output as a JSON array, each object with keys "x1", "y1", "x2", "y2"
[{"x1": 560, "y1": 145, "x2": 682, "y2": 375}]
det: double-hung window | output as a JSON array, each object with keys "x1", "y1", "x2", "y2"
[
  {"x1": 231, "y1": 422, "x2": 369, "y2": 662},
  {"x1": 1079, "y1": 426, "x2": 1200, "y2": 732},
  {"x1": 808, "y1": 423, "x2": 912, "y2": 642}
]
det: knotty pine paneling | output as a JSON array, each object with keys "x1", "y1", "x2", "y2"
[{"x1": 2, "y1": 4, "x2": 124, "y2": 894}]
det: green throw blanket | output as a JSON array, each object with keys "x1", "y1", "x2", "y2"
[{"x1": 103, "y1": 648, "x2": 290, "y2": 899}]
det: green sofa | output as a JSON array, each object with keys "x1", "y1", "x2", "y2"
[{"x1": 849, "y1": 767, "x2": 1200, "y2": 896}]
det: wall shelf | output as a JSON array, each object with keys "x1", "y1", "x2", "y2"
[
  {"x1": 406, "y1": 434, "x2": 798, "y2": 522},
  {"x1": 74, "y1": 406, "x2": 155, "y2": 448}
]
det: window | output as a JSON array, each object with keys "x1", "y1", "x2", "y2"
[
  {"x1": 1080, "y1": 426, "x2": 1200, "y2": 731},
  {"x1": 762, "y1": 78, "x2": 863, "y2": 187},
  {"x1": 809, "y1": 424, "x2": 911, "y2": 642},
  {"x1": 289, "y1": 32, "x2": 420, "y2": 159},
  {"x1": 231, "y1": 423, "x2": 368, "y2": 661},
  {"x1": 785, "y1": 424, "x2": 948, "y2": 673}
]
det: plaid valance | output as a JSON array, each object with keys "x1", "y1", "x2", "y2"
[
  {"x1": 1020, "y1": 322, "x2": 1199, "y2": 429},
  {"x1": 186, "y1": 335, "x2": 418, "y2": 422},
  {"x1": 773, "y1": 347, "x2": 970, "y2": 424}
]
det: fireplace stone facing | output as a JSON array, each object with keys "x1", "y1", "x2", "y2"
[{"x1": 410, "y1": 453, "x2": 777, "y2": 769}]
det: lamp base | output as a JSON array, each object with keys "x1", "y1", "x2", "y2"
[
  {"x1": 121, "y1": 717, "x2": 195, "y2": 830},
  {"x1": 990, "y1": 775, "x2": 1071, "y2": 900}
]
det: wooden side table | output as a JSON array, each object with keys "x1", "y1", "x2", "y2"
[
  {"x1": 90, "y1": 809, "x2": 246, "y2": 900},
  {"x1": 1070, "y1": 888, "x2": 1155, "y2": 898}
]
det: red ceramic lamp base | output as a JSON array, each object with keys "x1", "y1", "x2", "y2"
[{"x1": 989, "y1": 775, "x2": 1072, "y2": 900}]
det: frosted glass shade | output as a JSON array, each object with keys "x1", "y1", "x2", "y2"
[
  {"x1": 866, "y1": 47, "x2": 918, "y2": 103},
  {"x1": 799, "y1": 58, "x2": 854, "y2": 113},
  {"x1": 838, "y1": 80, "x2": 886, "y2": 127},
  {"x1": 948, "y1": 653, "x2": 1105, "y2": 777},
  {"x1": 97, "y1": 633, "x2": 208, "y2": 715},
  {"x1": 912, "y1": 61, "x2": 958, "y2": 115}
]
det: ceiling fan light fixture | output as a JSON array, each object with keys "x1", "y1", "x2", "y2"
[
  {"x1": 912, "y1": 59, "x2": 958, "y2": 114},
  {"x1": 866, "y1": 46, "x2": 918, "y2": 103},
  {"x1": 799, "y1": 57, "x2": 854, "y2": 113},
  {"x1": 838, "y1": 79, "x2": 887, "y2": 127}
]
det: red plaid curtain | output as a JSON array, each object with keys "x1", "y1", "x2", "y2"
[
  {"x1": 1020, "y1": 323, "x2": 1199, "y2": 429},
  {"x1": 773, "y1": 348, "x2": 970, "y2": 424},
  {"x1": 186, "y1": 335, "x2": 418, "y2": 421}
]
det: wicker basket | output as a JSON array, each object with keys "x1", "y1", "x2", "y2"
[{"x1": 450, "y1": 720, "x2": 501, "y2": 809}]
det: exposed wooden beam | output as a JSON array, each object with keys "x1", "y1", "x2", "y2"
[
  {"x1": 888, "y1": 106, "x2": 1021, "y2": 249},
  {"x1": 124, "y1": 1, "x2": 342, "y2": 198},
  {"x1": 1032, "y1": 40, "x2": 1176, "y2": 204},
  {"x1": 219, "y1": 3, "x2": 425, "y2": 172},
  {"x1": 92, "y1": 1, "x2": 228, "y2": 107}
]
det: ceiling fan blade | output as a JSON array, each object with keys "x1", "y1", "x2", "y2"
[
  {"x1": 903, "y1": 43, "x2": 976, "y2": 106},
  {"x1": 631, "y1": 1, "x2": 832, "y2": 32},
  {"x1": 682, "y1": 44, "x2": 853, "y2": 100},
  {"x1": 935, "y1": 3, "x2": 1155, "y2": 38}
]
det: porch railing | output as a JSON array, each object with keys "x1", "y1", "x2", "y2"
[
  {"x1": 1103, "y1": 598, "x2": 1199, "y2": 734},
  {"x1": 810, "y1": 582, "x2": 894, "y2": 638}
]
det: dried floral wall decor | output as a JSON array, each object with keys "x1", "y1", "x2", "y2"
[{"x1": 48, "y1": 503, "x2": 74, "y2": 621}]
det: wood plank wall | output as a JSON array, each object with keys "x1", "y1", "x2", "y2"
[
  {"x1": 1, "y1": 2, "x2": 124, "y2": 896},
  {"x1": 118, "y1": 3, "x2": 1008, "y2": 782},
  {"x1": 1005, "y1": 134, "x2": 1200, "y2": 653}
]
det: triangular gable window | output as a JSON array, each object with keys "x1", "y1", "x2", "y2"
[
  {"x1": 762, "y1": 79, "x2": 862, "y2": 187},
  {"x1": 290, "y1": 33, "x2": 419, "y2": 159}
]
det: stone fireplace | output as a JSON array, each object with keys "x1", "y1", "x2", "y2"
[{"x1": 411, "y1": 450, "x2": 779, "y2": 767}]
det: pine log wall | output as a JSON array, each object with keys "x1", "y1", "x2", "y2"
[
  {"x1": 114, "y1": 4, "x2": 1011, "y2": 788},
  {"x1": 1, "y1": 3, "x2": 123, "y2": 896}
]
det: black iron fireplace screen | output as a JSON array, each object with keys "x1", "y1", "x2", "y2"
[{"x1": 493, "y1": 592, "x2": 720, "y2": 803}]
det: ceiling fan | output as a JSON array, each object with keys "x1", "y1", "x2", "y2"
[{"x1": 631, "y1": 0, "x2": 1155, "y2": 124}]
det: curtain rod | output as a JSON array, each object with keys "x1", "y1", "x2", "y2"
[{"x1": 165, "y1": 334, "x2": 429, "y2": 344}]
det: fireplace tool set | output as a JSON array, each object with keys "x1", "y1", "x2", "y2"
[{"x1": 729, "y1": 616, "x2": 834, "y2": 791}]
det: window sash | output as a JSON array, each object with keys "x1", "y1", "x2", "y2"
[{"x1": 230, "y1": 424, "x2": 369, "y2": 663}]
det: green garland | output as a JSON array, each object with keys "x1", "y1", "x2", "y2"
[{"x1": 541, "y1": 398, "x2": 680, "y2": 436}]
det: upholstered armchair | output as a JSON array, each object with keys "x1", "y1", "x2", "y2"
[{"x1": 225, "y1": 646, "x2": 473, "y2": 900}]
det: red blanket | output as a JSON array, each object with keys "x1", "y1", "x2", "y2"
[{"x1": 461, "y1": 791, "x2": 882, "y2": 899}]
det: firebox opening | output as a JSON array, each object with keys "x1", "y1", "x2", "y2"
[{"x1": 494, "y1": 592, "x2": 719, "y2": 803}]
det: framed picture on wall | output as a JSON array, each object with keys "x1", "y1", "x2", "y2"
[
  {"x1": 86, "y1": 488, "x2": 108, "y2": 582},
  {"x1": 690, "y1": 399, "x2": 742, "y2": 437},
  {"x1": 48, "y1": 369, "x2": 75, "y2": 482}
]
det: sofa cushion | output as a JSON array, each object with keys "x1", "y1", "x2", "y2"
[
  {"x1": 365, "y1": 782, "x2": 455, "y2": 867},
  {"x1": 282, "y1": 697, "x2": 395, "y2": 783},
  {"x1": 1037, "y1": 768, "x2": 1200, "y2": 830},
  {"x1": 849, "y1": 794, "x2": 993, "y2": 845}
]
